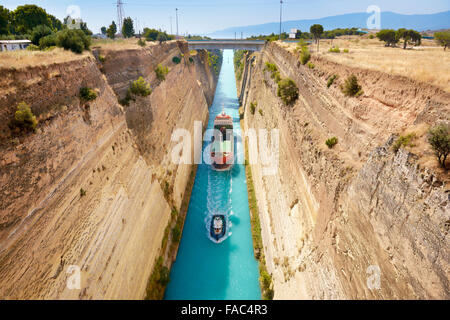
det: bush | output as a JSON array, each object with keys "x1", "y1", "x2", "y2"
[
  {"x1": 39, "y1": 33, "x2": 58, "y2": 49},
  {"x1": 172, "y1": 56, "x2": 181, "y2": 64},
  {"x1": 79, "y1": 87, "x2": 97, "y2": 102},
  {"x1": 260, "y1": 270, "x2": 272, "y2": 291},
  {"x1": 329, "y1": 46, "x2": 340, "y2": 53},
  {"x1": 98, "y1": 54, "x2": 106, "y2": 63},
  {"x1": 57, "y1": 29, "x2": 91, "y2": 54},
  {"x1": 189, "y1": 56, "x2": 194, "y2": 63},
  {"x1": 258, "y1": 109, "x2": 263, "y2": 116},
  {"x1": 250, "y1": 102, "x2": 257, "y2": 115},
  {"x1": 26, "y1": 44, "x2": 40, "y2": 51},
  {"x1": 39, "y1": 29, "x2": 91, "y2": 54},
  {"x1": 299, "y1": 46, "x2": 311, "y2": 65},
  {"x1": 277, "y1": 78, "x2": 299, "y2": 106},
  {"x1": 327, "y1": 74, "x2": 338, "y2": 88},
  {"x1": 155, "y1": 64, "x2": 169, "y2": 81},
  {"x1": 325, "y1": 137, "x2": 338, "y2": 148},
  {"x1": 369, "y1": 34, "x2": 374, "y2": 39},
  {"x1": 343, "y1": 48, "x2": 349, "y2": 53},
  {"x1": 80, "y1": 188, "x2": 87, "y2": 197},
  {"x1": 307, "y1": 62, "x2": 315, "y2": 69},
  {"x1": 31, "y1": 24, "x2": 53, "y2": 46},
  {"x1": 341, "y1": 75, "x2": 363, "y2": 97},
  {"x1": 159, "y1": 266, "x2": 170, "y2": 285},
  {"x1": 9, "y1": 102, "x2": 38, "y2": 132},
  {"x1": 137, "y1": 38, "x2": 146, "y2": 47},
  {"x1": 393, "y1": 133, "x2": 416, "y2": 152},
  {"x1": 130, "y1": 76, "x2": 152, "y2": 97},
  {"x1": 172, "y1": 224, "x2": 181, "y2": 243},
  {"x1": 428, "y1": 124, "x2": 450, "y2": 168},
  {"x1": 264, "y1": 62, "x2": 278, "y2": 73}
]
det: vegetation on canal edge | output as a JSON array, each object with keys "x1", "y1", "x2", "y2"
[
  {"x1": 145, "y1": 167, "x2": 198, "y2": 300},
  {"x1": 244, "y1": 138, "x2": 274, "y2": 300}
]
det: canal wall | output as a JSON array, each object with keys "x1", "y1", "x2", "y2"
[
  {"x1": 240, "y1": 42, "x2": 449, "y2": 299},
  {"x1": 0, "y1": 40, "x2": 219, "y2": 299}
]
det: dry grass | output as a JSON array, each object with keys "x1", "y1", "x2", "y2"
[
  {"x1": 282, "y1": 37, "x2": 450, "y2": 92},
  {"x1": 92, "y1": 38, "x2": 178, "y2": 51},
  {"x1": 0, "y1": 47, "x2": 89, "y2": 69}
]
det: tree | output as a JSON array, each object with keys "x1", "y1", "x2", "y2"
[
  {"x1": 0, "y1": 5, "x2": 10, "y2": 35},
  {"x1": 48, "y1": 14, "x2": 63, "y2": 31},
  {"x1": 397, "y1": 29, "x2": 421, "y2": 49},
  {"x1": 428, "y1": 124, "x2": 450, "y2": 169},
  {"x1": 13, "y1": 5, "x2": 51, "y2": 34},
  {"x1": 143, "y1": 28, "x2": 159, "y2": 41},
  {"x1": 80, "y1": 22, "x2": 92, "y2": 36},
  {"x1": 122, "y1": 17, "x2": 134, "y2": 38},
  {"x1": 156, "y1": 32, "x2": 168, "y2": 43},
  {"x1": 101, "y1": 26, "x2": 107, "y2": 35},
  {"x1": 107, "y1": 21, "x2": 117, "y2": 39},
  {"x1": 310, "y1": 24, "x2": 323, "y2": 52},
  {"x1": 435, "y1": 31, "x2": 450, "y2": 51},
  {"x1": 376, "y1": 29, "x2": 398, "y2": 47},
  {"x1": 31, "y1": 24, "x2": 53, "y2": 45}
]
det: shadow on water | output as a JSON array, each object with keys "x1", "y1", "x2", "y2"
[{"x1": 165, "y1": 50, "x2": 260, "y2": 300}]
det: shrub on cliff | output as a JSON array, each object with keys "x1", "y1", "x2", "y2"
[
  {"x1": 428, "y1": 124, "x2": 450, "y2": 169},
  {"x1": 137, "y1": 38, "x2": 146, "y2": 47},
  {"x1": 79, "y1": 87, "x2": 97, "y2": 102},
  {"x1": 250, "y1": 102, "x2": 257, "y2": 115},
  {"x1": 130, "y1": 76, "x2": 152, "y2": 97},
  {"x1": 327, "y1": 74, "x2": 338, "y2": 88},
  {"x1": 393, "y1": 133, "x2": 416, "y2": 152},
  {"x1": 277, "y1": 78, "x2": 299, "y2": 106},
  {"x1": 172, "y1": 56, "x2": 181, "y2": 64},
  {"x1": 307, "y1": 62, "x2": 315, "y2": 69},
  {"x1": 325, "y1": 137, "x2": 338, "y2": 148},
  {"x1": 341, "y1": 75, "x2": 363, "y2": 97},
  {"x1": 299, "y1": 46, "x2": 311, "y2": 65},
  {"x1": 155, "y1": 64, "x2": 169, "y2": 81},
  {"x1": 9, "y1": 102, "x2": 38, "y2": 132}
]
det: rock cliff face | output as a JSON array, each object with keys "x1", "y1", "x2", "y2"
[
  {"x1": 0, "y1": 40, "x2": 218, "y2": 299},
  {"x1": 240, "y1": 42, "x2": 449, "y2": 299}
]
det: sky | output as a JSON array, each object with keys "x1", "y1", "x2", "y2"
[{"x1": 2, "y1": 0, "x2": 449, "y2": 35}]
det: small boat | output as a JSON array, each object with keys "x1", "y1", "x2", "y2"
[
  {"x1": 210, "y1": 111, "x2": 234, "y2": 171},
  {"x1": 210, "y1": 214, "x2": 226, "y2": 242}
]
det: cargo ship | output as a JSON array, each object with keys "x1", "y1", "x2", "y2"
[{"x1": 210, "y1": 111, "x2": 234, "y2": 171}]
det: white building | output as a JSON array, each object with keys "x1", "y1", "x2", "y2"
[
  {"x1": 0, "y1": 40, "x2": 32, "y2": 52},
  {"x1": 289, "y1": 28, "x2": 298, "y2": 39}
]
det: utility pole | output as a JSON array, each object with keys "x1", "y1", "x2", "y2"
[
  {"x1": 175, "y1": 8, "x2": 179, "y2": 38},
  {"x1": 116, "y1": 0, "x2": 125, "y2": 34},
  {"x1": 279, "y1": 0, "x2": 283, "y2": 40},
  {"x1": 241, "y1": 32, "x2": 243, "y2": 39}
]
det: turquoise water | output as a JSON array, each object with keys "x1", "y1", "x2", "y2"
[{"x1": 164, "y1": 50, "x2": 261, "y2": 300}]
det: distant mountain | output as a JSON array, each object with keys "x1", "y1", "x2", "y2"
[{"x1": 209, "y1": 11, "x2": 450, "y2": 38}]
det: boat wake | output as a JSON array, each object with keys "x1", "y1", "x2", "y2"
[{"x1": 205, "y1": 160, "x2": 233, "y2": 244}]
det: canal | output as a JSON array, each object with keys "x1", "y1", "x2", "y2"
[{"x1": 164, "y1": 49, "x2": 261, "y2": 300}]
